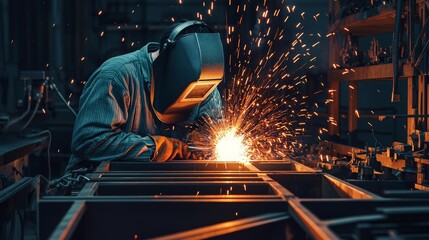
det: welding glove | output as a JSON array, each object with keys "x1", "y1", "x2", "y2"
[
  {"x1": 185, "y1": 131, "x2": 208, "y2": 160},
  {"x1": 150, "y1": 135, "x2": 195, "y2": 162}
]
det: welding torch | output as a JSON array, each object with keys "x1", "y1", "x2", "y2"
[{"x1": 188, "y1": 146, "x2": 212, "y2": 152}]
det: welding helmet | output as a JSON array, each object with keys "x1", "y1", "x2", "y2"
[{"x1": 151, "y1": 20, "x2": 224, "y2": 124}]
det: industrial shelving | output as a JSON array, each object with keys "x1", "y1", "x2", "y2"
[
  {"x1": 327, "y1": 0, "x2": 428, "y2": 146},
  {"x1": 324, "y1": 0, "x2": 429, "y2": 207},
  {"x1": 327, "y1": 63, "x2": 416, "y2": 82},
  {"x1": 329, "y1": 4, "x2": 396, "y2": 36}
]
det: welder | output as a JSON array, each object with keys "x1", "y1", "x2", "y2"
[{"x1": 65, "y1": 20, "x2": 224, "y2": 172}]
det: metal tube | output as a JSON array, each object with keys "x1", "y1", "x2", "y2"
[
  {"x1": 415, "y1": 39, "x2": 429, "y2": 68},
  {"x1": 50, "y1": 0, "x2": 64, "y2": 77},
  {"x1": 392, "y1": 0, "x2": 405, "y2": 102}
]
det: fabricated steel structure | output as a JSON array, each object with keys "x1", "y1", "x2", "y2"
[{"x1": 37, "y1": 160, "x2": 429, "y2": 239}]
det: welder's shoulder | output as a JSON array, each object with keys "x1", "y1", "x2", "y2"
[
  {"x1": 100, "y1": 51, "x2": 141, "y2": 71},
  {"x1": 90, "y1": 50, "x2": 144, "y2": 88}
]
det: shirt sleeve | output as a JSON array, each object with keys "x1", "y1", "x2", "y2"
[{"x1": 71, "y1": 76, "x2": 155, "y2": 162}]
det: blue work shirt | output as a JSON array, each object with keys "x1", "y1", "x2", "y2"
[{"x1": 66, "y1": 43, "x2": 222, "y2": 172}]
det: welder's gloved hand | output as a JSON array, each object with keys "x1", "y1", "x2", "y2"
[
  {"x1": 185, "y1": 131, "x2": 208, "y2": 160},
  {"x1": 150, "y1": 135, "x2": 195, "y2": 162}
]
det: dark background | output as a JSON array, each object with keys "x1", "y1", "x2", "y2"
[{"x1": 1, "y1": 0, "x2": 407, "y2": 176}]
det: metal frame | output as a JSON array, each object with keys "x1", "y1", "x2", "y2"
[{"x1": 39, "y1": 161, "x2": 379, "y2": 239}]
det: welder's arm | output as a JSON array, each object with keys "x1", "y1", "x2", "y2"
[{"x1": 71, "y1": 79, "x2": 156, "y2": 162}]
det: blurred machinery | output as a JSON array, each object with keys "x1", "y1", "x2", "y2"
[{"x1": 0, "y1": 70, "x2": 78, "y2": 239}]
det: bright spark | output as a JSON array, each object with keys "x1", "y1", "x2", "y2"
[{"x1": 215, "y1": 128, "x2": 249, "y2": 163}]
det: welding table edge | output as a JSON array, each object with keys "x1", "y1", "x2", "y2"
[
  {"x1": 80, "y1": 180, "x2": 269, "y2": 185},
  {"x1": 40, "y1": 196, "x2": 287, "y2": 202},
  {"x1": 88, "y1": 171, "x2": 320, "y2": 177},
  {"x1": 0, "y1": 133, "x2": 50, "y2": 166},
  {"x1": 93, "y1": 160, "x2": 316, "y2": 172},
  {"x1": 89, "y1": 170, "x2": 315, "y2": 175},
  {"x1": 86, "y1": 176, "x2": 266, "y2": 182}
]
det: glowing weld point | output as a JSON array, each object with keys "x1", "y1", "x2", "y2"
[{"x1": 215, "y1": 128, "x2": 249, "y2": 163}]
